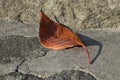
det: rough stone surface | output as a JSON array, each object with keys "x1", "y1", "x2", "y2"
[
  {"x1": 0, "y1": 72, "x2": 42, "y2": 80},
  {"x1": 0, "y1": 70, "x2": 96, "y2": 80},
  {"x1": 0, "y1": 0, "x2": 120, "y2": 29},
  {"x1": 0, "y1": 21, "x2": 120, "y2": 80}
]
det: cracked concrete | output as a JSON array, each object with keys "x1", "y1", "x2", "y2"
[
  {"x1": 0, "y1": 20, "x2": 120, "y2": 80},
  {"x1": 15, "y1": 60, "x2": 25, "y2": 72}
]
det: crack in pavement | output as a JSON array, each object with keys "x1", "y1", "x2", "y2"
[{"x1": 15, "y1": 59, "x2": 26, "y2": 72}]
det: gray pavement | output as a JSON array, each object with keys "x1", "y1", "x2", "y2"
[{"x1": 0, "y1": 20, "x2": 120, "y2": 80}]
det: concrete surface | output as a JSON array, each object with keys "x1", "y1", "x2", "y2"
[{"x1": 0, "y1": 20, "x2": 120, "y2": 80}]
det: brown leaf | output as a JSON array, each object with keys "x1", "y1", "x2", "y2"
[{"x1": 39, "y1": 10, "x2": 91, "y2": 64}]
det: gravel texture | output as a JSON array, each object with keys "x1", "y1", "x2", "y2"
[
  {"x1": 0, "y1": 0, "x2": 120, "y2": 29},
  {"x1": 0, "y1": 70, "x2": 96, "y2": 80}
]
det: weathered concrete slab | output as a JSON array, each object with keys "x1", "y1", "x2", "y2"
[
  {"x1": 19, "y1": 30, "x2": 120, "y2": 80},
  {"x1": 0, "y1": 20, "x2": 120, "y2": 80}
]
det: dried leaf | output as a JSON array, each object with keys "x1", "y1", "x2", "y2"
[{"x1": 39, "y1": 10, "x2": 91, "y2": 64}]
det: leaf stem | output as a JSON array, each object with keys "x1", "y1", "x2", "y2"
[{"x1": 83, "y1": 45, "x2": 91, "y2": 64}]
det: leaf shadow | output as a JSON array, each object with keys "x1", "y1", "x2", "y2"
[
  {"x1": 53, "y1": 14, "x2": 103, "y2": 64},
  {"x1": 58, "y1": 22, "x2": 103, "y2": 64},
  {"x1": 77, "y1": 33, "x2": 103, "y2": 64}
]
